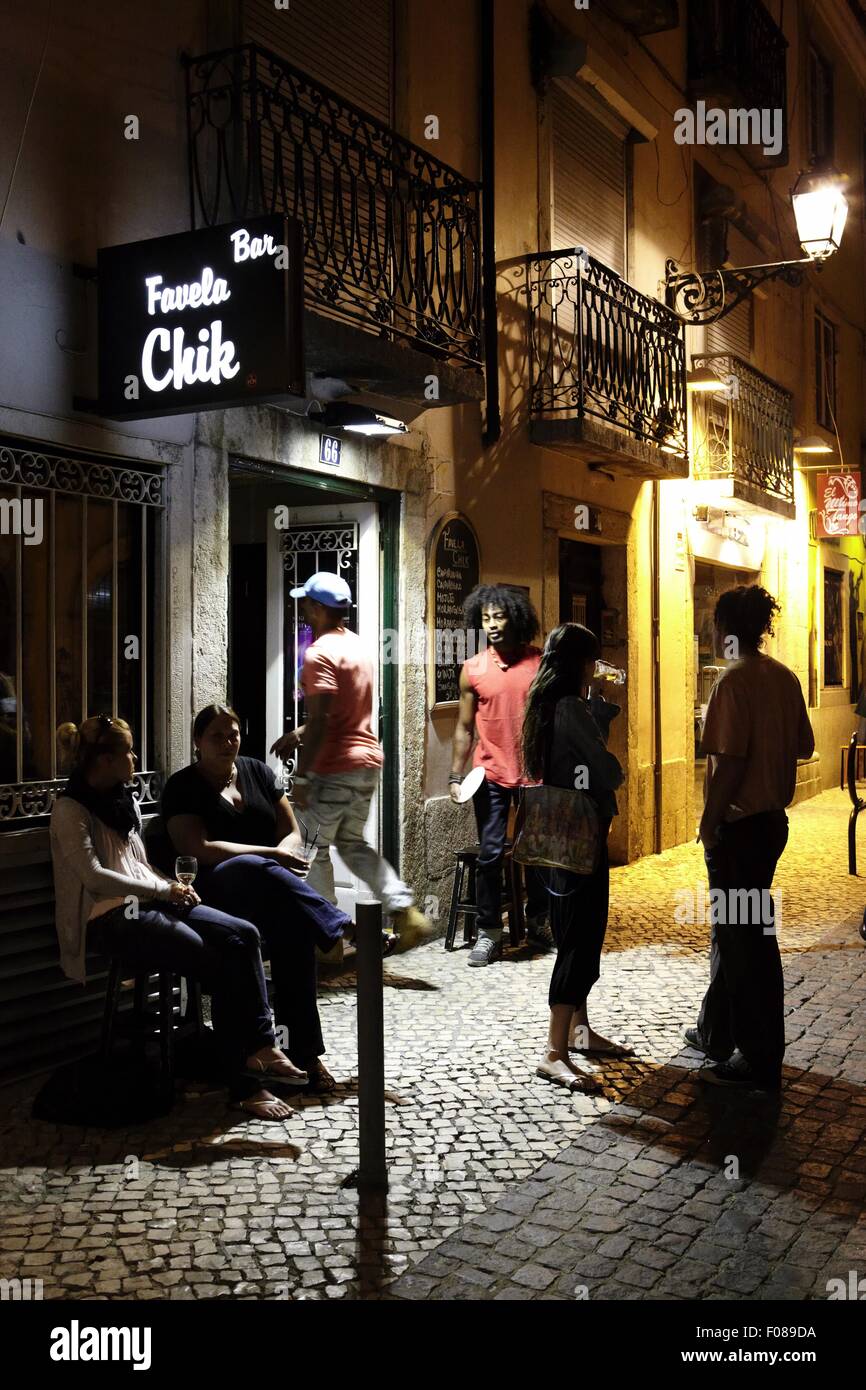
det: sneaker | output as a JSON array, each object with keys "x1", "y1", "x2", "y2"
[
  {"x1": 683, "y1": 1027, "x2": 731, "y2": 1064},
  {"x1": 390, "y1": 906, "x2": 435, "y2": 954},
  {"x1": 525, "y1": 914, "x2": 554, "y2": 950},
  {"x1": 698, "y1": 1058, "x2": 781, "y2": 1092},
  {"x1": 468, "y1": 935, "x2": 501, "y2": 967}
]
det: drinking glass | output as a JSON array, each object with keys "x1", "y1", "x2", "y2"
[{"x1": 175, "y1": 856, "x2": 198, "y2": 887}]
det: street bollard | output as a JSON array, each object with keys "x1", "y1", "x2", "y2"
[{"x1": 355, "y1": 899, "x2": 388, "y2": 1192}]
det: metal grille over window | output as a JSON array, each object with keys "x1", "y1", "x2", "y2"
[
  {"x1": 0, "y1": 442, "x2": 163, "y2": 825},
  {"x1": 277, "y1": 522, "x2": 360, "y2": 794}
]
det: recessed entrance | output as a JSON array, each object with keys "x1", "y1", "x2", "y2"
[{"x1": 228, "y1": 460, "x2": 400, "y2": 918}]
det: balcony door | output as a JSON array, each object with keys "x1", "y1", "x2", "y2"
[
  {"x1": 550, "y1": 80, "x2": 627, "y2": 276},
  {"x1": 265, "y1": 502, "x2": 381, "y2": 921}
]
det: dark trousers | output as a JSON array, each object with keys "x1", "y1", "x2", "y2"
[
  {"x1": 198, "y1": 855, "x2": 350, "y2": 1063},
  {"x1": 548, "y1": 818, "x2": 611, "y2": 1008},
  {"x1": 696, "y1": 810, "x2": 789, "y2": 1079},
  {"x1": 88, "y1": 902, "x2": 274, "y2": 1080},
  {"x1": 473, "y1": 779, "x2": 548, "y2": 934}
]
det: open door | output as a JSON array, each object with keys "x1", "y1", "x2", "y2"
[{"x1": 265, "y1": 502, "x2": 380, "y2": 920}]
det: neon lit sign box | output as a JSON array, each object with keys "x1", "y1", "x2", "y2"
[{"x1": 98, "y1": 215, "x2": 304, "y2": 419}]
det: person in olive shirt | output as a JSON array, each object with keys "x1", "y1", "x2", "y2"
[{"x1": 162, "y1": 703, "x2": 353, "y2": 1093}]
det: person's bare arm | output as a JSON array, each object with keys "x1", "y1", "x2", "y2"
[
  {"x1": 698, "y1": 754, "x2": 747, "y2": 847},
  {"x1": 274, "y1": 795, "x2": 300, "y2": 845},
  {"x1": 296, "y1": 694, "x2": 332, "y2": 778},
  {"x1": 270, "y1": 725, "x2": 306, "y2": 760},
  {"x1": 449, "y1": 668, "x2": 478, "y2": 802},
  {"x1": 165, "y1": 812, "x2": 295, "y2": 868}
]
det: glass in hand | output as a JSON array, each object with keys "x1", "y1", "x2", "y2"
[{"x1": 175, "y1": 856, "x2": 198, "y2": 887}]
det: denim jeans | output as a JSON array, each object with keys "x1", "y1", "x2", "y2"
[
  {"x1": 303, "y1": 767, "x2": 413, "y2": 914},
  {"x1": 88, "y1": 901, "x2": 274, "y2": 1081},
  {"x1": 473, "y1": 778, "x2": 548, "y2": 938},
  {"x1": 696, "y1": 810, "x2": 789, "y2": 1079},
  {"x1": 198, "y1": 855, "x2": 351, "y2": 1063}
]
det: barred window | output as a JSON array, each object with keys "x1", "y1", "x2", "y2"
[
  {"x1": 0, "y1": 440, "x2": 164, "y2": 825},
  {"x1": 814, "y1": 311, "x2": 837, "y2": 432}
]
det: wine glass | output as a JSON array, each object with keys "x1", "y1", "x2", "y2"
[{"x1": 175, "y1": 856, "x2": 198, "y2": 887}]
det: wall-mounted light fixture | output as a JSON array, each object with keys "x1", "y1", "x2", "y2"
[
  {"x1": 315, "y1": 403, "x2": 408, "y2": 437},
  {"x1": 666, "y1": 166, "x2": 848, "y2": 326}
]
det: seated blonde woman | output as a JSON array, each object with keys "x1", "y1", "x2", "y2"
[{"x1": 50, "y1": 714, "x2": 306, "y2": 1119}]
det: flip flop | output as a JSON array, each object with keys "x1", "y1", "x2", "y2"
[
  {"x1": 234, "y1": 1094, "x2": 295, "y2": 1120},
  {"x1": 302, "y1": 1060, "x2": 338, "y2": 1094},
  {"x1": 240, "y1": 1056, "x2": 309, "y2": 1089}
]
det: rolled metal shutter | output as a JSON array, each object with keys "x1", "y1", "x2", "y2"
[
  {"x1": 707, "y1": 227, "x2": 755, "y2": 361},
  {"x1": 552, "y1": 81, "x2": 627, "y2": 276},
  {"x1": 243, "y1": 0, "x2": 394, "y2": 123}
]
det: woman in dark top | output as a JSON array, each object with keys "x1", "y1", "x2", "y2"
[
  {"x1": 162, "y1": 704, "x2": 353, "y2": 1092},
  {"x1": 522, "y1": 624, "x2": 630, "y2": 1093}
]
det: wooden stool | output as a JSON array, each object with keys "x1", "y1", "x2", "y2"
[
  {"x1": 841, "y1": 744, "x2": 866, "y2": 789},
  {"x1": 101, "y1": 963, "x2": 205, "y2": 1099},
  {"x1": 445, "y1": 844, "x2": 525, "y2": 950}
]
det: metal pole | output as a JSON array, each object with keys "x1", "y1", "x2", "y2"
[{"x1": 355, "y1": 899, "x2": 388, "y2": 1192}]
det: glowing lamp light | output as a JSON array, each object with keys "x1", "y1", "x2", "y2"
[
  {"x1": 791, "y1": 168, "x2": 849, "y2": 261},
  {"x1": 793, "y1": 435, "x2": 833, "y2": 454},
  {"x1": 687, "y1": 366, "x2": 723, "y2": 393},
  {"x1": 318, "y1": 403, "x2": 407, "y2": 437}
]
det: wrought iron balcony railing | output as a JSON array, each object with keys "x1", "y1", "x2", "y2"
[
  {"x1": 525, "y1": 250, "x2": 688, "y2": 457},
  {"x1": 184, "y1": 44, "x2": 482, "y2": 369},
  {"x1": 690, "y1": 354, "x2": 794, "y2": 512},
  {"x1": 687, "y1": 0, "x2": 788, "y2": 162}
]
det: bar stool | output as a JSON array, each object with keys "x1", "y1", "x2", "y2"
[
  {"x1": 444, "y1": 843, "x2": 525, "y2": 950},
  {"x1": 100, "y1": 962, "x2": 206, "y2": 1100}
]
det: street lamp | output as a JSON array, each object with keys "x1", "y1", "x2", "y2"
[{"x1": 666, "y1": 168, "x2": 848, "y2": 326}]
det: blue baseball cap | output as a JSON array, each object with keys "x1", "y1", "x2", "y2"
[{"x1": 289, "y1": 571, "x2": 352, "y2": 607}]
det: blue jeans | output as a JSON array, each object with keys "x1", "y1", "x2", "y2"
[
  {"x1": 88, "y1": 902, "x2": 274, "y2": 1084},
  {"x1": 197, "y1": 855, "x2": 351, "y2": 1063},
  {"x1": 473, "y1": 778, "x2": 548, "y2": 937}
]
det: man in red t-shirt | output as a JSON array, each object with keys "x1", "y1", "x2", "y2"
[
  {"x1": 271, "y1": 572, "x2": 431, "y2": 954},
  {"x1": 450, "y1": 585, "x2": 546, "y2": 966}
]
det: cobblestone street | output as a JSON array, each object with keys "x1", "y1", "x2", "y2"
[{"x1": 1, "y1": 788, "x2": 865, "y2": 1302}]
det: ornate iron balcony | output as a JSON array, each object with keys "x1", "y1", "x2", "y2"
[
  {"x1": 524, "y1": 249, "x2": 688, "y2": 458},
  {"x1": 690, "y1": 354, "x2": 794, "y2": 517},
  {"x1": 687, "y1": 0, "x2": 788, "y2": 164},
  {"x1": 184, "y1": 44, "x2": 482, "y2": 369}
]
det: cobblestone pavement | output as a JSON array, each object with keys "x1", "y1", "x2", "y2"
[{"x1": 1, "y1": 788, "x2": 864, "y2": 1301}]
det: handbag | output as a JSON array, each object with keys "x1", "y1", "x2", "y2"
[{"x1": 512, "y1": 701, "x2": 600, "y2": 876}]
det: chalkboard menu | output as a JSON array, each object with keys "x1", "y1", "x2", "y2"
[{"x1": 427, "y1": 513, "x2": 481, "y2": 708}]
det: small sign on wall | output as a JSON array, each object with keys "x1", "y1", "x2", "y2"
[
  {"x1": 319, "y1": 435, "x2": 342, "y2": 467},
  {"x1": 427, "y1": 513, "x2": 481, "y2": 709},
  {"x1": 816, "y1": 473, "x2": 860, "y2": 537}
]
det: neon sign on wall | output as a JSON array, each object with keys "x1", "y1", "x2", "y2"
[{"x1": 98, "y1": 216, "x2": 303, "y2": 419}]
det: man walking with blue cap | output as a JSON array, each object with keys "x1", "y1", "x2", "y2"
[{"x1": 271, "y1": 572, "x2": 432, "y2": 953}]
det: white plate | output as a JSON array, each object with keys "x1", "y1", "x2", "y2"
[{"x1": 455, "y1": 766, "x2": 486, "y2": 803}]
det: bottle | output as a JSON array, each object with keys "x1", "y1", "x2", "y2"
[{"x1": 594, "y1": 659, "x2": 626, "y2": 686}]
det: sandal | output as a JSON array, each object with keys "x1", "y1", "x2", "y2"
[
  {"x1": 240, "y1": 1053, "x2": 309, "y2": 1088},
  {"x1": 235, "y1": 1090, "x2": 295, "y2": 1120},
  {"x1": 535, "y1": 1061, "x2": 603, "y2": 1095},
  {"x1": 302, "y1": 1059, "x2": 338, "y2": 1094},
  {"x1": 570, "y1": 1040, "x2": 635, "y2": 1058}
]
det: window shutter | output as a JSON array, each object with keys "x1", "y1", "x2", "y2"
[
  {"x1": 706, "y1": 226, "x2": 755, "y2": 361},
  {"x1": 551, "y1": 82, "x2": 627, "y2": 276},
  {"x1": 243, "y1": 0, "x2": 394, "y2": 124}
]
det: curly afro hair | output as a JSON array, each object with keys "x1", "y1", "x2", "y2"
[{"x1": 462, "y1": 585, "x2": 540, "y2": 646}]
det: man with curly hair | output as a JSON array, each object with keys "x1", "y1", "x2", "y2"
[
  {"x1": 449, "y1": 585, "x2": 548, "y2": 966},
  {"x1": 689, "y1": 585, "x2": 814, "y2": 1091}
]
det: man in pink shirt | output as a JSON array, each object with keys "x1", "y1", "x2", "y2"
[
  {"x1": 450, "y1": 585, "x2": 547, "y2": 966},
  {"x1": 271, "y1": 572, "x2": 431, "y2": 952}
]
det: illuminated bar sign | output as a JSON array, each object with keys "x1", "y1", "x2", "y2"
[
  {"x1": 816, "y1": 473, "x2": 861, "y2": 537},
  {"x1": 97, "y1": 215, "x2": 304, "y2": 419}
]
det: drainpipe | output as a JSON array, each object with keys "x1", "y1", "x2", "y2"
[
  {"x1": 651, "y1": 479, "x2": 663, "y2": 855},
  {"x1": 480, "y1": 0, "x2": 501, "y2": 446}
]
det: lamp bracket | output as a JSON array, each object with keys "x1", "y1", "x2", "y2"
[{"x1": 665, "y1": 257, "x2": 813, "y2": 325}]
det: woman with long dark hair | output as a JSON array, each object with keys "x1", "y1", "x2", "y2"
[
  {"x1": 522, "y1": 624, "x2": 629, "y2": 1092},
  {"x1": 50, "y1": 715, "x2": 305, "y2": 1120}
]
